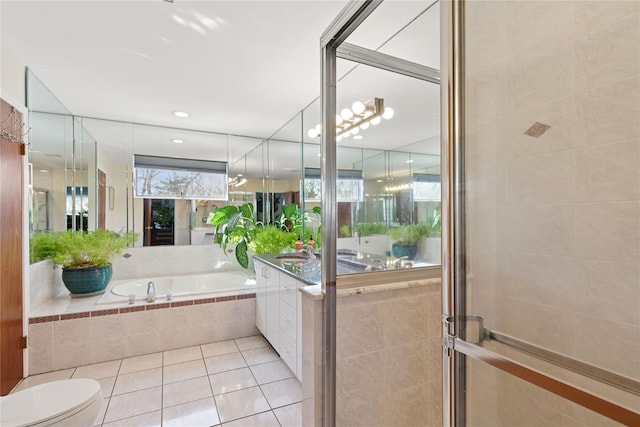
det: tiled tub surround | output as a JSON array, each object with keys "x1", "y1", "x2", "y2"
[
  {"x1": 301, "y1": 278, "x2": 442, "y2": 427},
  {"x1": 29, "y1": 295, "x2": 258, "y2": 375},
  {"x1": 14, "y1": 336, "x2": 303, "y2": 426}
]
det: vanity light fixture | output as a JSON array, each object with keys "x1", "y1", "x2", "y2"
[
  {"x1": 172, "y1": 139, "x2": 184, "y2": 144},
  {"x1": 307, "y1": 97, "x2": 393, "y2": 141},
  {"x1": 172, "y1": 111, "x2": 189, "y2": 118}
]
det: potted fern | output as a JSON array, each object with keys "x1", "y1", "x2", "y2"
[
  {"x1": 30, "y1": 230, "x2": 136, "y2": 295},
  {"x1": 386, "y1": 223, "x2": 427, "y2": 260}
]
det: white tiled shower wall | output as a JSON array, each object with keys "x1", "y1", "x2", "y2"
[{"x1": 465, "y1": 0, "x2": 640, "y2": 424}]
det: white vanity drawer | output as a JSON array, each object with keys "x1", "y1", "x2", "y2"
[
  {"x1": 279, "y1": 275, "x2": 297, "y2": 308},
  {"x1": 279, "y1": 332, "x2": 296, "y2": 374},
  {"x1": 279, "y1": 299, "x2": 296, "y2": 342}
]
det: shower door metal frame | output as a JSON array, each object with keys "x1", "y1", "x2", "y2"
[
  {"x1": 441, "y1": 1, "x2": 640, "y2": 425},
  {"x1": 320, "y1": 1, "x2": 441, "y2": 425}
]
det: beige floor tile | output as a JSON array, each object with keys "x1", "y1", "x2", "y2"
[
  {"x1": 163, "y1": 345, "x2": 203, "y2": 366},
  {"x1": 209, "y1": 367, "x2": 257, "y2": 395},
  {"x1": 249, "y1": 360, "x2": 294, "y2": 385},
  {"x1": 234, "y1": 335, "x2": 268, "y2": 351},
  {"x1": 12, "y1": 368, "x2": 75, "y2": 393},
  {"x1": 204, "y1": 352, "x2": 247, "y2": 375},
  {"x1": 97, "y1": 376, "x2": 116, "y2": 397},
  {"x1": 201, "y1": 339, "x2": 239, "y2": 358},
  {"x1": 112, "y1": 367, "x2": 162, "y2": 395},
  {"x1": 93, "y1": 398, "x2": 110, "y2": 426},
  {"x1": 103, "y1": 386, "x2": 162, "y2": 423},
  {"x1": 119, "y1": 352, "x2": 163, "y2": 374},
  {"x1": 162, "y1": 397, "x2": 220, "y2": 427},
  {"x1": 215, "y1": 386, "x2": 270, "y2": 423},
  {"x1": 260, "y1": 378, "x2": 302, "y2": 409},
  {"x1": 274, "y1": 402, "x2": 303, "y2": 427},
  {"x1": 242, "y1": 347, "x2": 280, "y2": 366},
  {"x1": 73, "y1": 360, "x2": 121, "y2": 380},
  {"x1": 102, "y1": 409, "x2": 162, "y2": 427},
  {"x1": 223, "y1": 410, "x2": 280, "y2": 427},
  {"x1": 163, "y1": 359, "x2": 207, "y2": 385},
  {"x1": 162, "y1": 376, "x2": 212, "y2": 408}
]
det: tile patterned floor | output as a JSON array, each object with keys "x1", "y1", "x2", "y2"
[{"x1": 14, "y1": 335, "x2": 302, "y2": 426}]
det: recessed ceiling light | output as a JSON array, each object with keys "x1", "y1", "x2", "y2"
[
  {"x1": 172, "y1": 139, "x2": 184, "y2": 144},
  {"x1": 405, "y1": 159, "x2": 414, "y2": 163},
  {"x1": 237, "y1": 174, "x2": 243, "y2": 177},
  {"x1": 376, "y1": 179, "x2": 383, "y2": 183},
  {"x1": 39, "y1": 169, "x2": 48, "y2": 173},
  {"x1": 353, "y1": 135, "x2": 363, "y2": 140},
  {"x1": 172, "y1": 111, "x2": 189, "y2": 118}
]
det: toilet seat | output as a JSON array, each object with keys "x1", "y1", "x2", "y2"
[{"x1": 0, "y1": 378, "x2": 102, "y2": 427}]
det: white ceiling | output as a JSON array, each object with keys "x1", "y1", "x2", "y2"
[{"x1": 1, "y1": 0, "x2": 441, "y2": 178}]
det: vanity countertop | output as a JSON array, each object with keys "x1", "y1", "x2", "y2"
[{"x1": 253, "y1": 250, "x2": 438, "y2": 289}]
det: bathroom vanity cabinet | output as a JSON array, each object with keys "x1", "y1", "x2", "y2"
[{"x1": 254, "y1": 259, "x2": 303, "y2": 380}]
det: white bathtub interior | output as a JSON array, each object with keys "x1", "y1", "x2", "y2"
[{"x1": 97, "y1": 271, "x2": 256, "y2": 305}]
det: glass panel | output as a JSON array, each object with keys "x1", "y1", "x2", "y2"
[
  {"x1": 334, "y1": 56, "x2": 441, "y2": 273},
  {"x1": 463, "y1": 0, "x2": 640, "y2": 421}
]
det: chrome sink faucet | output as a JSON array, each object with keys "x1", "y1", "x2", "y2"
[
  {"x1": 146, "y1": 281, "x2": 156, "y2": 302},
  {"x1": 300, "y1": 245, "x2": 316, "y2": 260},
  {"x1": 365, "y1": 259, "x2": 388, "y2": 271}
]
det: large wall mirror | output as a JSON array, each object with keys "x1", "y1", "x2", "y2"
[{"x1": 28, "y1": 58, "x2": 441, "y2": 271}]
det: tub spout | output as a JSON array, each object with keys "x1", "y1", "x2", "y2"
[{"x1": 146, "y1": 281, "x2": 156, "y2": 302}]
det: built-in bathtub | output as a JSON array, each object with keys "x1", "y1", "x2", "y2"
[
  {"x1": 97, "y1": 271, "x2": 256, "y2": 305},
  {"x1": 28, "y1": 269, "x2": 259, "y2": 374}
]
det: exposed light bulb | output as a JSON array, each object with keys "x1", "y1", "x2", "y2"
[
  {"x1": 363, "y1": 110, "x2": 373, "y2": 118},
  {"x1": 351, "y1": 126, "x2": 360, "y2": 135},
  {"x1": 371, "y1": 116, "x2": 382, "y2": 126},
  {"x1": 351, "y1": 101, "x2": 365, "y2": 115},
  {"x1": 315, "y1": 124, "x2": 322, "y2": 134},
  {"x1": 382, "y1": 107, "x2": 394, "y2": 120},
  {"x1": 336, "y1": 114, "x2": 343, "y2": 125},
  {"x1": 340, "y1": 108, "x2": 354, "y2": 121},
  {"x1": 308, "y1": 128, "x2": 318, "y2": 138},
  {"x1": 359, "y1": 122, "x2": 370, "y2": 130},
  {"x1": 342, "y1": 130, "x2": 351, "y2": 138}
]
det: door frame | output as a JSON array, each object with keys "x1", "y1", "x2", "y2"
[
  {"x1": 320, "y1": 2, "x2": 441, "y2": 424},
  {"x1": 440, "y1": 1, "x2": 640, "y2": 425}
]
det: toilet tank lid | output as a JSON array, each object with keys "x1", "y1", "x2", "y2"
[{"x1": 0, "y1": 378, "x2": 101, "y2": 427}]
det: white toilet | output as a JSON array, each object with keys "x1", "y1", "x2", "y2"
[{"x1": 0, "y1": 378, "x2": 102, "y2": 427}]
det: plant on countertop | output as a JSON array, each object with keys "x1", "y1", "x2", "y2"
[
  {"x1": 207, "y1": 202, "x2": 322, "y2": 269},
  {"x1": 249, "y1": 225, "x2": 297, "y2": 255},
  {"x1": 207, "y1": 203, "x2": 260, "y2": 269},
  {"x1": 386, "y1": 223, "x2": 427, "y2": 246}
]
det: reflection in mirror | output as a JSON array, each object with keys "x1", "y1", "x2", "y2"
[{"x1": 325, "y1": 52, "x2": 440, "y2": 273}]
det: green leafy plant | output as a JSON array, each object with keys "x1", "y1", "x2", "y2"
[
  {"x1": 355, "y1": 222, "x2": 388, "y2": 236},
  {"x1": 249, "y1": 225, "x2": 297, "y2": 255},
  {"x1": 387, "y1": 223, "x2": 427, "y2": 246},
  {"x1": 339, "y1": 225, "x2": 351, "y2": 238},
  {"x1": 207, "y1": 203, "x2": 260, "y2": 269},
  {"x1": 30, "y1": 230, "x2": 137, "y2": 268}
]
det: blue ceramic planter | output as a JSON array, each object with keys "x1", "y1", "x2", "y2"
[
  {"x1": 391, "y1": 243, "x2": 418, "y2": 260},
  {"x1": 61, "y1": 265, "x2": 113, "y2": 295}
]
